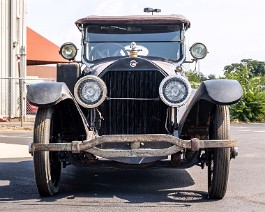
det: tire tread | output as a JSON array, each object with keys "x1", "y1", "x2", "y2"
[
  {"x1": 33, "y1": 108, "x2": 60, "y2": 197},
  {"x1": 208, "y1": 105, "x2": 230, "y2": 199}
]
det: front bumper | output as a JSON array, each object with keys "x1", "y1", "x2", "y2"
[{"x1": 29, "y1": 134, "x2": 237, "y2": 158}]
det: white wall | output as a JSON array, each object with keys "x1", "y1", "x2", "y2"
[{"x1": 0, "y1": 0, "x2": 26, "y2": 118}]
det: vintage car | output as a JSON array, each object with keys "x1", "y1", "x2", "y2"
[{"x1": 27, "y1": 15, "x2": 243, "y2": 199}]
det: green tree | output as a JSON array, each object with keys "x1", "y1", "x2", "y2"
[
  {"x1": 224, "y1": 59, "x2": 265, "y2": 77},
  {"x1": 186, "y1": 70, "x2": 218, "y2": 88},
  {"x1": 260, "y1": 75, "x2": 265, "y2": 86},
  {"x1": 224, "y1": 66, "x2": 265, "y2": 122},
  {"x1": 207, "y1": 74, "x2": 216, "y2": 80}
]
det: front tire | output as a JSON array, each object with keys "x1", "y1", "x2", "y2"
[
  {"x1": 33, "y1": 107, "x2": 61, "y2": 197},
  {"x1": 207, "y1": 105, "x2": 230, "y2": 199}
]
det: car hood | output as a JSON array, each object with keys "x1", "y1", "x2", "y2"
[{"x1": 90, "y1": 57, "x2": 177, "y2": 76}]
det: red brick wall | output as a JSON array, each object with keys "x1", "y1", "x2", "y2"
[{"x1": 27, "y1": 65, "x2": 56, "y2": 79}]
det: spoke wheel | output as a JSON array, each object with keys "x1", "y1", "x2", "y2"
[
  {"x1": 208, "y1": 105, "x2": 231, "y2": 199},
  {"x1": 33, "y1": 107, "x2": 61, "y2": 197}
]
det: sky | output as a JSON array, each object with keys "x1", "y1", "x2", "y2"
[{"x1": 27, "y1": 0, "x2": 265, "y2": 76}]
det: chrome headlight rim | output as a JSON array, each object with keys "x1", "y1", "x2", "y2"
[
  {"x1": 189, "y1": 42, "x2": 208, "y2": 60},
  {"x1": 59, "y1": 42, "x2": 78, "y2": 60},
  {"x1": 74, "y1": 75, "x2": 107, "y2": 108},
  {"x1": 159, "y1": 75, "x2": 191, "y2": 107}
]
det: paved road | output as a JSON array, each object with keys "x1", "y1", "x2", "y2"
[{"x1": 0, "y1": 124, "x2": 265, "y2": 211}]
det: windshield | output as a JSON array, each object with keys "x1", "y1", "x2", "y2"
[{"x1": 84, "y1": 25, "x2": 183, "y2": 62}]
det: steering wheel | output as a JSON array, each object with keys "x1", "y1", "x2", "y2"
[{"x1": 89, "y1": 43, "x2": 128, "y2": 60}]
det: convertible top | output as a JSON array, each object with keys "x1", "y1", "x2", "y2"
[{"x1": 75, "y1": 15, "x2": 190, "y2": 29}]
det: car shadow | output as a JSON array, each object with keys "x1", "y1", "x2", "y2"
[{"x1": 0, "y1": 160, "x2": 213, "y2": 207}]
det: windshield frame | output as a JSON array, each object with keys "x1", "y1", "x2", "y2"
[{"x1": 82, "y1": 24, "x2": 185, "y2": 64}]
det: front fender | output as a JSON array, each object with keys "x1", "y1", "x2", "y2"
[
  {"x1": 27, "y1": 82, "x2": 73, "y2": 107},
  {"x1": 201, "y1": 79, "x2": 242, "y2": 104},
  {"x1": 27, "y1": 82, "x2": 91, "y2": 137},
  {"x1": 178, "y1": 79, "x2": 242, "y2": 137}
]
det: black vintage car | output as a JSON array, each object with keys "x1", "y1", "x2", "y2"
[{"x1": 27, "y1": 15, "x2": 243, "y2": 199}]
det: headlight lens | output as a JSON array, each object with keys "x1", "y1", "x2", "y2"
[
  {"x1": 159, "y1": 76, "x2": 191, "y2": 107},
  {"x1": 59, "y1": 42, "x2": 78, "y2": 60},
  {"x1": 190, "y1": 42, "x2": 208, "y2": 59},
  {"x1": 74, "y1": 75, "x2": 107, "y2": 108}
]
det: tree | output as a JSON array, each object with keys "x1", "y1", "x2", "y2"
[
  {"x1": 207, "y1": 74, "x2": 216, "y2": 80},
  {"x1": 224, "y1": 59, "x2": 265, "y2": 77},
  {"x1": 185, "y1": 70, "x2": 216, "y2": 88},
  {"x1": 260, "y1": 75, "x2": 265, "y2": 86},
  {"x1": 224, "y1": 66, "x2": 265, "y2": 122}
]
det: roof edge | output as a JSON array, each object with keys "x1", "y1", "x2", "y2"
[{"x1": 75, "y1": 15, "x2": 191, "y2": 29}]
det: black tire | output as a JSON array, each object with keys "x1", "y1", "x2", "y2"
[
  {"x1": 33, "y1": 107, "x2": 61, "y2": 197},
  {"x1": 208, "y1": 105, "x2": 231, "y2": 199}
]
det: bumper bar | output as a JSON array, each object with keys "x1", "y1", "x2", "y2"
[{"x1": 30, "y1": 134, "x2": 237, "y2": 158}]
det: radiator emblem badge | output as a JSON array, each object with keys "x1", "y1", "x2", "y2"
[{"x1": 129, "y1": 60, "x2": 138, "y2": 68}]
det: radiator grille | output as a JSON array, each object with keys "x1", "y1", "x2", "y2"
[{"x1": 98, "y1": 70, "x2": 168, "y2": 134}]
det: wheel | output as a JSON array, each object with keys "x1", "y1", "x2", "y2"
[
  {"x1": 89, "y1": 43, "x2": 128, "y2": 60},
  {"x1": 207, "y1": 105, "x2": 231, "y2": 199},
  {"x1": 33, "y1": 107, "x2": 61, "y2": 197}
]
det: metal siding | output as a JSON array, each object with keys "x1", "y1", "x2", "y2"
[
  {"x1": 0, "y1": 0, "x2": 10, "y2": 115},
  {"x1": 0, "y1": 0, "x2": 26, "y2": 118},
  {"x1": 0, "y1": 0, "x2": 10, "y2": 78}
]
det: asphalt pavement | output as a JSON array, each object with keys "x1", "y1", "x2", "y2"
[{"x1": 0, "y1": 123, "x2": 265, "y2": 211}]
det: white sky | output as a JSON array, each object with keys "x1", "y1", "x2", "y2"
[{"x1": 27, "y1": 0, "x2": 265, "y2": 76}]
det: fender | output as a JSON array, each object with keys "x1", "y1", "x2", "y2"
[
  {"x1": 27, "y1": 82, "x2": 91, "y2": 137},
  {"x1": 198, "y1": 79, "x2": 243, "y2": 104},
  {"x1": 179, "y1": 79, "x2": 243, "y2": 137},
  {"x1": 27, "y1": 82, "x2": 73, "y2": 107}
]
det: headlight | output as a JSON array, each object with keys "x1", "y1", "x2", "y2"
[
  {"x1": 159, "y1": 76, "x2": 191, "y2": 107},
  {"x1": 74, "y1": 75, "x2": 107, "y2": 108},
  {"x1": 59, "y1": 42, "x2": 78, "y2": 60},
  {"x1": 190, "y1": 42, "x2": 208, "y2": 60}
]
